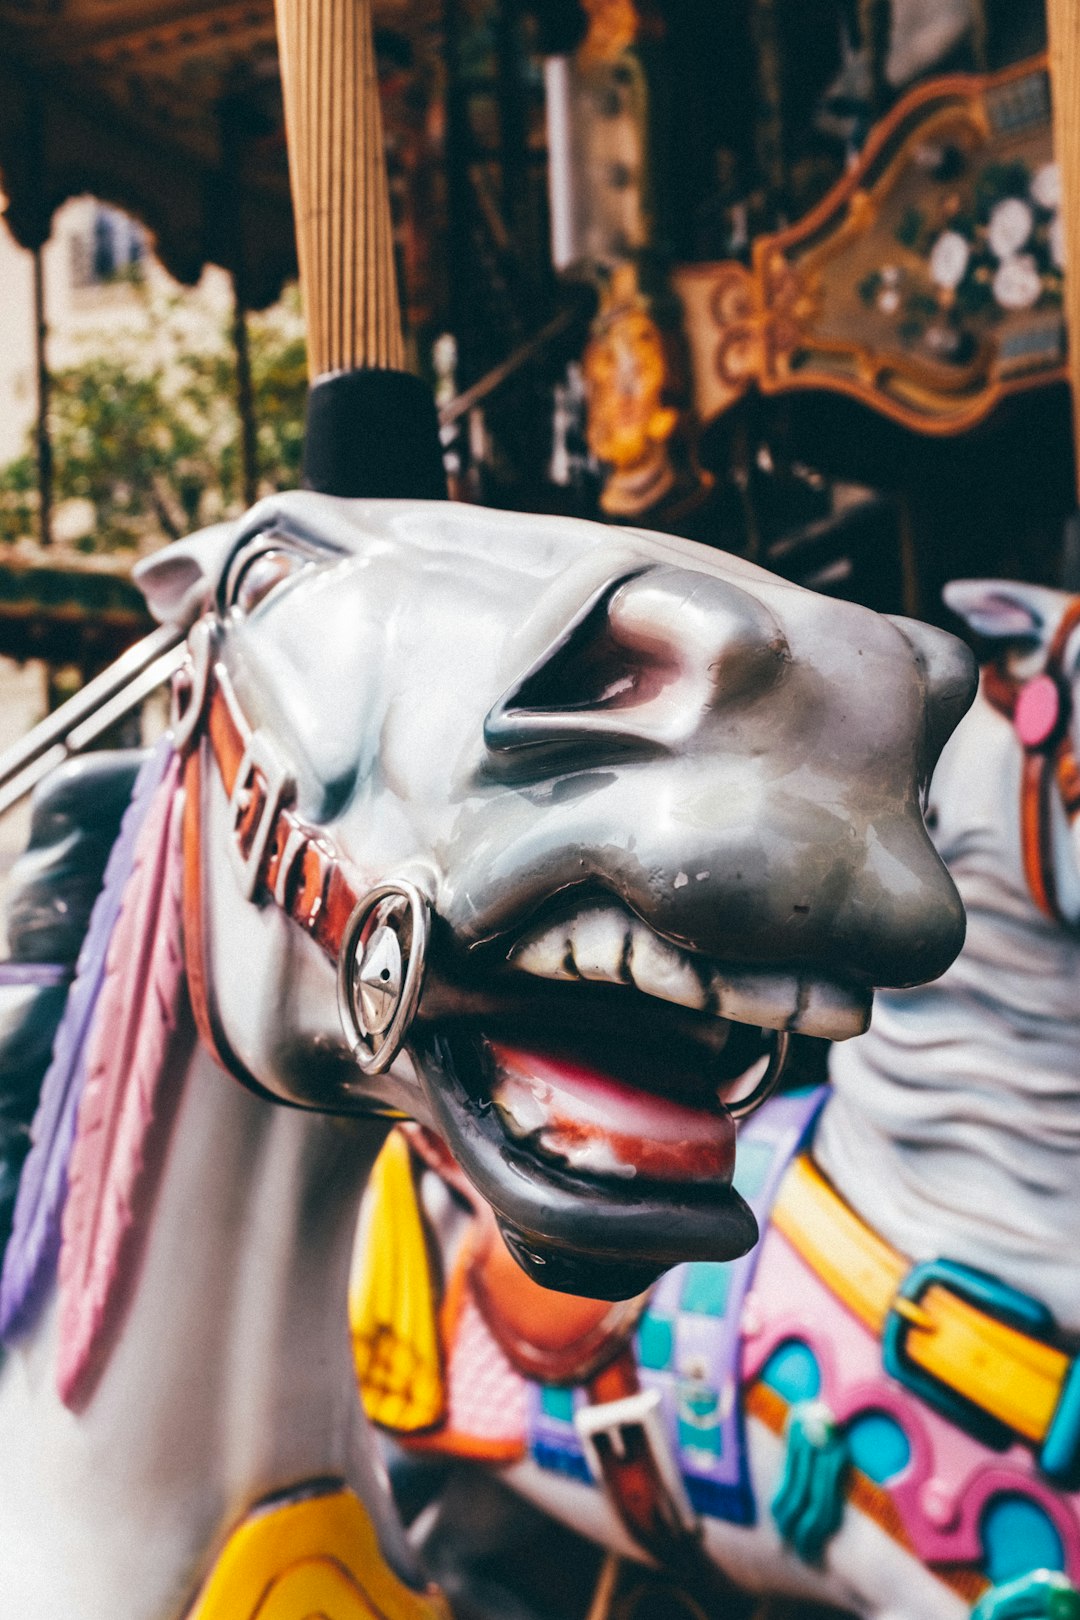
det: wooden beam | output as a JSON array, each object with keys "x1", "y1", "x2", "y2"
[
  {"x1": 6, "y1": 1, "x2": 273, "y2": 55},
  {"x1": 75, "y1": 7, "x2": 277, "y2": 72}
]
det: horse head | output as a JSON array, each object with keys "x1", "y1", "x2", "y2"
[
  {"x1": 138, "y1": 494, "x2": 974, "y2": 1299},
  {"x1": 943, "y1": 579, "x2": 1080, "y2": 928}
]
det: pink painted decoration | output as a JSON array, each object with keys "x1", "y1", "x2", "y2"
[
  {"x1": 56, "y1": 759, "x2": 192, "y2": 1410},
  {"x1": 1015, "y1": 673, "x2": 1061, "y2": 749}
]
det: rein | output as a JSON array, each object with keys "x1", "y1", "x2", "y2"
[
  {"x1": 173, "y1": 619, "x2": 430, "y2": 1084},
  {"x1": 981, "y1": 597, "x2": 1080, "y2": 929}
]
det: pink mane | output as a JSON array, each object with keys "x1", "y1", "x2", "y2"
[{"x1": 56, "y1": 756, "x2": 192, "y2": 1409}]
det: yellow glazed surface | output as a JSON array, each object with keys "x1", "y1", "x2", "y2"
[{"x1": 184, "y1": 1486, "x2": 452, "y2": 1620}]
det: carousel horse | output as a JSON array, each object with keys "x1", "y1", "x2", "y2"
[
  {"x1": 0, "y1": 492, "x2": 968, "y2": 1620},
  {"x1": 364, "y1": 579, "x2": 1080, "y2": 1620}
]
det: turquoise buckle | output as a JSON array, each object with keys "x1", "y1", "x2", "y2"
[
  {"x1": 971, "y1": 1569, "x2": 1080, "y2": 1620},
  {"x1": 1042, "y1": 1358, "x2": 1080, "y2": 1483},
  {"x1": 882, "y1": 1259, "x2": 1055, "y2": 1452}
]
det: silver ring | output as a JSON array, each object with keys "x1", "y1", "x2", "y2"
[
  {"x1": 725, "y1": 1029, "x2": 791, "y2": 1119},
  {"x1": 337, "y1": 881, "x2": 432, "y2": 1075}
]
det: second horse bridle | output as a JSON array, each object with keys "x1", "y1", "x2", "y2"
[{"x1": 982, "y1": 597, "x2": 1080, "y2": 930}]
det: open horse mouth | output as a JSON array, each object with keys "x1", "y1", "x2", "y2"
[{"x1": 411, "y1": 899, "x2": 870, "y2": 1300}]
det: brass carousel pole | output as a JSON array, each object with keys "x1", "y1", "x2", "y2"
[
  {"x1": 273, "y1": 0, "x2": 445, "y2": 499},
  {"x1": 1048, "y1": 0, "x2": 1080, "y2": 503}
]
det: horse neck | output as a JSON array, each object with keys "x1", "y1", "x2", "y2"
[
  {"x1": 816, "y1": 686, "x2": 1080, "y2": 1333},
  {"x1": 0, "y1": 1035, "x2": 408, "y2": 1618}
]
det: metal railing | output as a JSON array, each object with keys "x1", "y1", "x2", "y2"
[{"x1": 0, "y1": 623, "x2": 185, "y2": 817}]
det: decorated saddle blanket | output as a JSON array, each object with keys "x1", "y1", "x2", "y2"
[
  {"x1": 354, "y1": 1086, "x2": 826, "y2": 1521},
  {"x1": 355, "y1": 1092, "x2": 1080, "y2": 1601}
]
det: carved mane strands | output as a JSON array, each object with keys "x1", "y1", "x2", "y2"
[
  {"x1": 274, "y1": 0, "x2": 405, "y2": 379},
  {"x1": 57, "y1": 757, "x2": 190, "y2": 1409},
  {"x1": 0, "y1": 746, "x2": 167, "y2": 1341}
]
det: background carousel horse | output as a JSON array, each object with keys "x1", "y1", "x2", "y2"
[
  {"x1": 371, "y1": 579, "x2": 1080, "y2": 1620},
  {"x1": 0, "y1": 492, "x2": 969, "y2": 1620}
]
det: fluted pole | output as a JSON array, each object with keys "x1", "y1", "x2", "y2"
[
  {"x1": 1048, "y1": 0, "x2": 1080, "y2": 499},
  {"x1": 273, "y1": 0, "x2": 445, "y2": 498},
  {"x1": 275, "y1": 0, "x2": 404, "y2": 377}
]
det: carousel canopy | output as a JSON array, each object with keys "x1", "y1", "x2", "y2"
[{"x1": 0, "y1": 0, "x2": 439, "y2": 309}]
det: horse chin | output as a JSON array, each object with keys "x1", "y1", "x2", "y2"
[{"x1": 408, "y1": 993, "x2": 768, "y2": 1301}]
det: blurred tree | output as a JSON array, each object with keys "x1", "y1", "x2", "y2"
[{"x1": 0, "y1": 283, "x2": 307, "y2": 551}]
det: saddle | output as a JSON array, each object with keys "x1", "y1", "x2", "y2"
[
  {"x1": 381, "y1": 1121, "x2": 647, "y2": 1388},
  {"x1": 465, "y1": 1203, "x2": 646, "y2": 1386},
  {"x1": 353, "y1": 1092, "x2": 827, "y2": 1596},
  {"x1": 353, "y1": 1123, "x2": 719, "y2": 1585}
]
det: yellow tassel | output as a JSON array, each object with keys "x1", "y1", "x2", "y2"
[{"x1": 349, "y1": 1128, "x2": 445, "y2": 1432}]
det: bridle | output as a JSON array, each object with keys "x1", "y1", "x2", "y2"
[
  {"x1": 982, "y1": 597, "x2": 1080, "y2": 929},
  {"x1": 172, "y1": 615, "x2": 430, "y2": 1084},
  {"x1": 170, "y1": 608, "x2": 788, "y2": 1117}
]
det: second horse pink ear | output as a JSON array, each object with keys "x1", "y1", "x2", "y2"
[{"x1": 943, "y1": 580, "x2": 1051, "y2": 641}]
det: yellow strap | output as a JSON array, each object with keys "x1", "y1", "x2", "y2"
[
  {"x1": 349, "y1": 1127, "x2": 446, "y2": 1432},
  {"x1": 185, "y1": 1487, "x2": 451, "y2": 1620},
  {"x1": 773, "y1": 1154, "x2": 905, "y2": 1335},
  {"x1": 773, "y1": 1156, "x2": 1068, "y2": 1444}
]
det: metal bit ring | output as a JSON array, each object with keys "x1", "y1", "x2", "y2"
[
  {"x1": 337, "y1": 881, "x2": 431, "y2": 1075},
  {"x1": 725, "y1": 1029, "x2": 791, "y2": 1120}
]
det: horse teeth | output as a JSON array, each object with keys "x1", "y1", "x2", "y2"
[
  {"x1": 509, "y1": 906, "x2": 871, "y2": 1040},
  {"x1": 709, "y1": 971, "x2": 799, "y2": 1032},
  {"x1": 625, "y1": 922, "x2": 709, "y2": 1010},
  {"x1": 568, "y1": 906, "x2": 633, "y2": 982},
  {"x1": 795, "y1": 980, "x2": 870, "y2": 1039},
  {"x1": 509, "y1": 923, "x2": 579, "y2": 979}
]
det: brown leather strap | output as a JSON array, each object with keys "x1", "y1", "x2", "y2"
[
  {"x1": 202, "y1": 662, "x2": 364, "y2": 962},
  {"x1": 586, "y1": 1350, "x2": 683, "y2": 1552},
  {"x1": 1021, "y1": 750, "x2": 1059, "y2": 923},
  {"x1": 181, "y1": 661, "x2": 376, "y2": 1085},
  {"x1": 182, "y1": 745, "x2": 228, "y2": 1072},
  {"x1": 1046, "y1": 595, "x2": 1080, "y2": 670},
  {"x1": 980, "y1": 600, "x2": 1080, "y2": 928},
  {"x1": 581, "y1": 1349, "x2": 734, "y2": 1600},
  {"x1": 980, "y1": 660, "x2": 1020, "y2": 722}
]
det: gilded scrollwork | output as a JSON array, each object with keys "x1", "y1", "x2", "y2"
[{"x1": 674, "y1": 57, "x2": 1066, "y2": 437}]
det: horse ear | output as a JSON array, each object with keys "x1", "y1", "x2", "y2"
[
  {"x1": 133, "y1": 524, "x2": 236, "y2": 628},
  {"x1": 943, "y1": 580, "x2": 1049, "y2": 643}
]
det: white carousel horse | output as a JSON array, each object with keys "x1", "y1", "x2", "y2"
[
  {"x1": 399, "y1": 579, "x2": 1080, "y2": 1620},
  {"x1": 0, "y1": 493, "x2": 967, "y2": 1620}
]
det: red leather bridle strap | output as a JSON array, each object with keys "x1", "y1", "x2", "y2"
[
  {"x1": 201, "y1": 660, "x2": 363, "y2": 961},
  {"x1": 179, "y1": 655, "x2": 371, "y2": 1081},
  {"x1": 982, "y1": 597, "x2": 1080, "y2": 928}
]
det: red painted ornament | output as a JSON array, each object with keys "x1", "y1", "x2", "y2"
[{"x1": 1015, "y1": 674, "x2": 1061, "y2": 749}]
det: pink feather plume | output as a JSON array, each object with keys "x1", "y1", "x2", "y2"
[{"x1": 56, "y1": 757, "x2": 192, "y2": 1409}]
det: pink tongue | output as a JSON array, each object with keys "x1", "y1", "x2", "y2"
[{"x1": 490, "y1": 1043, "x2": 735, "y2": 1184}]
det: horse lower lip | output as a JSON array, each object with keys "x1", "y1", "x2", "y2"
[
  {"x1": 410, "y1": 1024, "x2": 760, "y2": 1298},
  {"x1": 489, "y1": 1042, "x2": 736, "y2": 1184}
]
